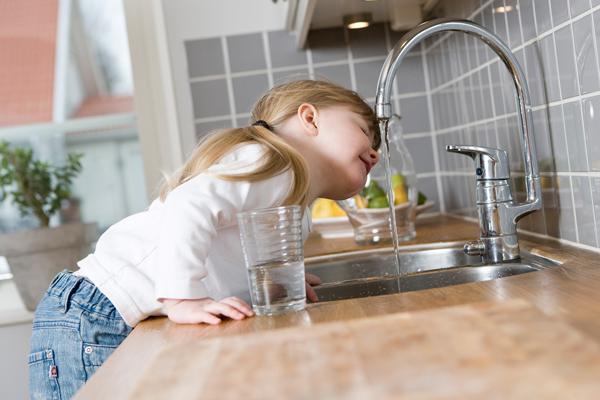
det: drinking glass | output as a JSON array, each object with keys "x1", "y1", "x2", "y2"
[{"x1": 237, "y1": 205, "x2": 306, "y2": 315}]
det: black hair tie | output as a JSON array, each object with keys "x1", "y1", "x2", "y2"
[{"x1": 252, "y1": 119, "x2": 273, "y2": 131}]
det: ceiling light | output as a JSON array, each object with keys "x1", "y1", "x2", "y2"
[
  {"x1": 494, "y1": 5, "x2": 513, "y2": 13},
  {"x1": 343, "y1": 12, "x2": 373, "y2": 29}
]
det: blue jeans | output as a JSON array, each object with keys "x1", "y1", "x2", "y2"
[{"x1": 28, "y1": 271, "x2": 132, "y2": 399}]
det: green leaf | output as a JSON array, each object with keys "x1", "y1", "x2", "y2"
[{"x1": 0, "y1": 141, "x2": 84, "y2": 227}]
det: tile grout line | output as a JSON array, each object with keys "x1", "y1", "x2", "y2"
[
  {"x1": 513, "y1": 0, "x2": 526, "y2": 53},
  {"x1": 421, "y1": 41, "x2": 446, "y2": 213},
  {"x1": 220, "y1": 37, "x2": 237, "y2": 128},
  {"x1": 306, "y1": 45, "x2": 315, "y2": 79},
  {"x1": 569, "y1": 4, "x2": 600, "y2": 247},
  {"x1": 416, "y1": 172, "x2": 438, "y2": 178},
  {"x1": 585, "y1": 4, "x2": 600, "y2": 247},
  {"x1": 565, "y1": 2, "x2": 595, "y2": 246},
  {"x1": 188, "y1": 56, "x2": 390, "y2": 83},
  {"x1": 192, "y1": 92, "x2": 438, "y2": 125},
  {"x1": 489, "y1": 2, "x2": 508, "y2": 157},
  {"x1": 364, "y1": 91, "x2": 429, "y2": 102},
  {"x1": 590, "y1": 5, "x2": 600, "y2": 94},
  {"x1": 194, "y1": 115, "x2": 235, "y2": 124},
  {"x1": 262, "y1": 31, "x2": 274, "y2": 88},
  {"x1": 455, "y1": 34, "x2": 473, "y2": 140},
  {"x1": 545, "y1": 0, "x2": 580, "y2": 244}
]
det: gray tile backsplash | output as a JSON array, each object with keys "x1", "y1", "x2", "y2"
[
  {"x1": 396, "y1": 56, "x2": 426, "y2": 94},
  {"x1": 554, "y1": 25, "x2": 579, "y2": 98},
  {"x1": 353, "y1": 60, "x2": 384, "y2": 98},
  {"x1": 347, "y1": 23, "x2": 388, "y2": 58},
  {"x1": 417, "y1": 176, "x2": 441, "y2": 212},
  {"x1": 582, "y1": 95, "x2": 600, "y2": 171},
  {"x1": 520, "y1": 0, "x2": 537, "y2": 42},
  {"x1": 398, "y1": 96, "x2": 431, "y2": 133},
  {"x1": 572, "y1": 15, "x2": 600, "y2": 94},
  {"x1": 226, "y1": 33, "x2": 266, "y2": 73},
  {"x1": 185, "y1": 22, "x2": 430, "y2": 179},
  {"x1": 426, "y1": 0, "x2": 600, "y2": 249},
  {"x1": 405, "y1": 136, "x2": 435, "y2": 173},
  {"x1": 185, "y1": 38, "x2": 225, "y2": 78},
  {"x1": 231, "y1": 74, "x2": 269, "y2": 115},
  {"x1": 312, "y1": 64, "x2": 352, "y2": 90},
  {"x1": 268, "y1": 31, "x2": 308, "y2": 68},
  {"x1": 182, "y1": 0, "x2": 600, "y2": 250},
  {"x1": 190, "y1": 79, "x2": 230, "y2": 118},
  {"x1": 571, "y1": 0, "x2": 592, "y2": 16},
  {"x1": 550, "y1": 0, "x2": 570, "y2": 26},
  {"x1": 535, "y1": 0, "x2": 553, "y2": 33},
  {"x1": 272, "y1": 68, "x2": 310, "y2": 85},
  {"x1": 194, "y1": 119, "x2": 230, "y2": 136},
  {"x1": 307, "y1": 27, "x2": 348, "y2": 63}
]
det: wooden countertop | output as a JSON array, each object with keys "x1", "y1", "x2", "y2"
[{"x1": 75, "y1": 215, "x2": 600, "y2": 399}]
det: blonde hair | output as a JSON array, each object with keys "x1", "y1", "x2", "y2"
[{"x1": 159, "y1": 80, "x2": 381, "y2": 208}]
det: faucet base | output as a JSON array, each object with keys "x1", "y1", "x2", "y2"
[{"x1": 463, "y1": 235, "x2": 520, "y2": 264}]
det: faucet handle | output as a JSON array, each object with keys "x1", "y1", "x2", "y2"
[{"x1": 446, "y1": 144, "x2": 510, "y2": 180}]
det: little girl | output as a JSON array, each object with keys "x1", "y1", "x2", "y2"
[{"x1": 28, "y1": 79, "x2": 381, "y2": 399}]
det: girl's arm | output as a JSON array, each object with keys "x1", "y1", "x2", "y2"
[
  {"x1": 154, "y1": 146, "x2": 294, "y2": 302},
  {"x1": 161, "y1": 297, "x2": 254, "y2": 325},
  {"x1": 163, "y1": 274, "x2": 320, "y2": 325}
]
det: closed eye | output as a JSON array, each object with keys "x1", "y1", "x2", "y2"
[
  {"x1": 359, "y1": 125, "x2": 369, "y2": 137},
  {"x1": 360, "y1": 126, "x2": 374, "y2": 144}
]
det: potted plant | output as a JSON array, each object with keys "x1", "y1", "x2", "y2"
[{"x1": 0, "y1": 141, "x2": 97, "y2": 311}]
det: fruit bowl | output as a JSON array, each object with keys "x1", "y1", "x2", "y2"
[
  {"x1": 338, "y1": 201, "x2": 412, "y2": 244},
  {"x1": 310, "y1": 200, "x2": 434, "y2": 240},
  {"x1": 334, "y1": 175, "x2": 433, "y2": 243}
]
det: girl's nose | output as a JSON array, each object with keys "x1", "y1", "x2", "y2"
[{"x1": 368, "y1": 148, "x2": 379, "y2": 166}]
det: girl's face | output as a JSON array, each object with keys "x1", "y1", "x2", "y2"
[{"x1": 314, "y1": 106, "x2": 379, "y2": 199}]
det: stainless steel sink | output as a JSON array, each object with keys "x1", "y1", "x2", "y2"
[{"x1": 305, "y1": 243, "x2": 560, "y2": 302}]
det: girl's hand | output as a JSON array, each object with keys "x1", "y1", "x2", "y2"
[
  {"x1": 162, "y1": 297, "x2": 254, "y2": 325},
  {"x1": 305, "y1": 273, "x2": 321, "y2": 302}
]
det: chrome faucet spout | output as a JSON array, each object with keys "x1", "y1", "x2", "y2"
[{"x1": 376, "y1": 18, "x2": 542, "y2": 262}]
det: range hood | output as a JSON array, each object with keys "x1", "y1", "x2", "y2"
[{"x1": 286, "y1": 0, "x2": 439, "y2": 48}]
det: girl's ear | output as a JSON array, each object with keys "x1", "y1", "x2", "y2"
[{"x1": 297, "y1": 103, "x2": 319, "y2": 136}]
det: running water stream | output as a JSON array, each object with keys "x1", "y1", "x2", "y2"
[{"x1": 378, "y1": 119, "x2": 402, "y2": 281}]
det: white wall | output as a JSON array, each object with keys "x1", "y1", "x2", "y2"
[
  {"x1": 161, "y1": 0, "x2": 289, "y2": 155},
  {"x1": 0, "y1": 322, "x2": 32, "y2": 400},
  {"x1": 162, "y1": 0, "x2": 288, "y2": 40}
]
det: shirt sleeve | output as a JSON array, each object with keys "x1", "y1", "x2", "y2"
[{"x1": 154, "y1": 144, "x2": 294, "y2": 300}]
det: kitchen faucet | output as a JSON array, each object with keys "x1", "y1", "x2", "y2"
[{"x1": 375, "y1": 18, "x2": 542, "y2": 263}]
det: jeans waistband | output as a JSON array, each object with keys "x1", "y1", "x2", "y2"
[
  {"x1": 48, "y1": 270, "x2": 91, "y2": 296},
  {"x1": 47, "y1": 270, "x2": 117, "y2": 316}
]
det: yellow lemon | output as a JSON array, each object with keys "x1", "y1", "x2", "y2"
[
  {"x1": 393, "y1": 184, "x2": 408, "y2": 205},
  {"x1": 311, "y1": 198, "x2": 347, "y2": 219},
  {"x1": 331, "y1": 201, "x2": 346, "y2": 217}
]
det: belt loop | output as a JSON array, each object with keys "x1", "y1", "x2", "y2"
[
  {"x1": 48, "y1": 272, "x2": 63, "y2": 288},
  {"x1": 60, "y1": 275, "x2": 82, "y2": 314}
]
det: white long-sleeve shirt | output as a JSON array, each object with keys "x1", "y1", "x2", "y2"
[{"x1": 75, "y1": 143, "x2": 310, "y2": 326}]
